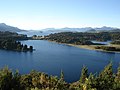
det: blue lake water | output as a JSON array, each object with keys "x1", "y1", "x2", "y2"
[{"x1": 0, "y1": 40, "x2": 120, "y2": 82}]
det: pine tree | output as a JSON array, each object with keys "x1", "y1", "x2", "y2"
[
  {"x1": 56, "y1": 70, "x2": 67, "y2": 90},
  {"x1": 113, "y1": 64, "x2": 120, "y2": 89},
  {"x1": 0, "y1": 67, "x2": 13, "y2": 90},
  {"x1": 98, "y1": 62, "x2": 114, "y2": 90},
  {"x1": 29, "y1": 46, "x2": 33, "y2": 51},
  {"x1": 22, "y1": 45, "x2": 28, "y2": 51},
  {"x1": 60, "y1": 70, "x2": 64, "y2": 80},
  {"x1": 84, "y1": 73, "x2": 97, "y2": 90},
  {"x1": 80, "y1": 66, "x2": 88, "y2": 83}
]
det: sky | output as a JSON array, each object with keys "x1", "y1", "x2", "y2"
[{"x1": 0, "y1": 0, "x2": 120, "y2": 30}]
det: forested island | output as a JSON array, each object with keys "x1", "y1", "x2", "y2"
[
  {"x1": 0, "y1": 31, "x2": 33, "y2": 52},
  {"x1": 44, "y1": 32, "x2": 120, "y2": 52},
  {"x1": 0, "y1": 63, "x2": 119, "y2": 90}
]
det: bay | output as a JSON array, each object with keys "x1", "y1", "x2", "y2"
[{"x1": 0, "y1": 40, "x2": 119, "y2": 82}]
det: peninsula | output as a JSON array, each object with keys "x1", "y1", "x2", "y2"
[{"x1": 43, "y1": 32, "x2": 120, "y2": 53}]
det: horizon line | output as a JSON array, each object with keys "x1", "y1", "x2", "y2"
[{"x1": 0, "y1": 22, "x2": 120, "y2": 30}]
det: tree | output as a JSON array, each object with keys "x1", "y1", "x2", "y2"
[
  {"x1": 0, "y1": 67, "x2": 13, "y2": 90},
  {"x1": 60, "y1": 70, "x2": 64, "y2": 80},
  {"x1": 56, "y1": 70, "x2": 68, "y2": 90},
  {"x1": 22, "y1": 45, "x2": 28, "y2": 51},
  {"x1": 80, "y1": 66, "x2": 88, "y2": 83},
  {"x1": 113, "y1": 64, "x2": 120, "y2": 89},
  {"x1": 17, "y1": 44, "x2": 22, "y2": 51},
  {"x1": 12, "y1": 70, "x2": 22, "y2": 90},
  {"x1": 29, "y1": 46, "x2": 33, "y2": 51},
  {"x1": 84, "y1": 73, "x2": 97, "y2": 90},
  {"x1": 98, "y1": 62, "x2": 114, "y2": 90},
  {"x1": 5, "y1": 42, "x2": 12, "y2": 50}
]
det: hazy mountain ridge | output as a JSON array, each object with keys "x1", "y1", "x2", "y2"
[
  {"x1": 0, "y1": 23, "x2": 25, "y2": 32},
  {"x1": 41, "y1": 26, "x2": 120, "y2": 32},
  {"x1": 41, "y1": 27, "x2": 92, "y2": 32},
  {"x1": 0, "y1": 23, "x2": 120, "y2": 33},
  {"x1": 86, "y1": 26, "x2": 120, "y2": 33}
]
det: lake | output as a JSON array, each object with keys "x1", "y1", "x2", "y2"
[
  {"x1": 0, "y1": 40, "x2": 120, "y2": 82},
  {"x1": 92, "y1": 40, "x2": 111, "y2": 45}
]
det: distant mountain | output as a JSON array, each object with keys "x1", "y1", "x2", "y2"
[
  {"x1": 60, "y1": 27, "x2": 93, "y2": 32},
  {"x1": 0, "y1": 23, "x2": 25, "y2": 32},
  {"x1": 94, "y1": 26, "x2": 118, "y2": 31},
  {"x1": 109, "y1": 29, "x2": 120, "y2": 32},
  {"x1": 86, "y1": 26, "x2": 120, "y2": 33},
  {"x1": 1, "y1": 23, "x2": 119, "y2": 33},
  {"x1": 40, "y1": 26, "x2": 120, "y2": 33},
  {"x1": 41, "y1": 27, "x2": 93, "y2": 32}
]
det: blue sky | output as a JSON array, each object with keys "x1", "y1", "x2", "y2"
[{"x1": 0, "y1": 0, "x2": 120, "y2": 30}]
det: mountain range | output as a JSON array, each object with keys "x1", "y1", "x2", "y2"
[
  {"x1": 41, "y1": 26, "x2": 120, "y2": 33},
  {"x1": 86, "y1": 26, "x2": 120, "y2": 33},
  {"x1": 0, "y1": 23, "x2": 120, "y2": 33}
]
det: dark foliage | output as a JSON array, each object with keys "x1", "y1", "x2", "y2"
[
  {"x1": 44, "y1": 32, "x2": 120, "y2": 45},
  {"x1": 0, "y1": 63, "x2": 119, "y2": 90},
  {"x1": 111, "y1": 40, "x2": 120, "y2": 45},
  {"x1": 95, "y1": 46, "x2": 120, "y2": 51},
  {"x1": 0, "y1": 31, "x2": 28, "y2": 40},
  {"x1": 0, "y1": 39, "x2": 33, "y2": 52},
  {"x1": 0, "y1": 31, "x2": 33, "y2": 52}
]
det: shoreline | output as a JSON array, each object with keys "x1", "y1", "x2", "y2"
[
  {"x1": 67, "y1": 44, "x2": 120, "y2": 53},
  {"x1": 47, "y1": 40, "x2": 120, "y2": 53}
]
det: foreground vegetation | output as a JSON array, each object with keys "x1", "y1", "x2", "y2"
[
  {"x1": 0, "y1": 31, "x2": 33, "y2": 52},
  {"x1": 0, "y1": 63, "x2": 119, "y2": 90}
]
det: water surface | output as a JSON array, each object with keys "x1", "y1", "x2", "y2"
[{"x1": 0, "y1": 40, "x2": 119, "y2": 82}]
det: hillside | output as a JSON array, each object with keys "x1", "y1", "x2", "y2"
[{"x1": 0, "y1": 23, "x2": 24, "y2": 32}]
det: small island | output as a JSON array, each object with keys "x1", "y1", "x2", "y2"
[{"x1": 0, "y1": 31, "x2": 33, "y2": 52}]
